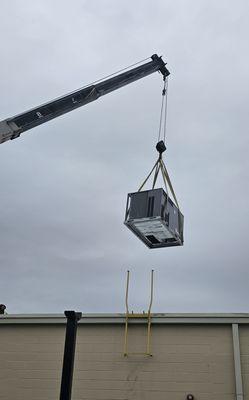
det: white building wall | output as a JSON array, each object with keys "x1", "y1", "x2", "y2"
[{"x1": 0, "y1": 319, "x2": 240, "y2": 400}]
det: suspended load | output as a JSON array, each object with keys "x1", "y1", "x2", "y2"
[
  {"x1": 124, "y1": 188, "x2": 183, "y2": 248},
  {"x1": 124, "y1": 142, "x2": 184, "y2": 248},
  {"x1": 124, "y1": 76, "x2": 184, "y2": 249}
]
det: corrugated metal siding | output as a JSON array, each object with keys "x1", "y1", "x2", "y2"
[
  {"x1": 0, "y1": 323, "x2": 236, "y2": 400},
  {"x1": 0, "y1": 325, "x2": 64, "y2": 400}
]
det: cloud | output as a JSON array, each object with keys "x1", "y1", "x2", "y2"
[{"x1": 0, "y1": 0, "x2": 249, "y2": 314}]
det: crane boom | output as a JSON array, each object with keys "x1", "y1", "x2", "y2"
[{"x1": 0, "y1": 54, "x2": 169, "y2": 145}]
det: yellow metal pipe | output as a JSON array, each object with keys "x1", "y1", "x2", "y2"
[
  {"x1": 124, "y1": 270, "x2": 130, "y2": 356},
  {"x1": 146, "y1": 270, "x2": 154, "y2": 356}
]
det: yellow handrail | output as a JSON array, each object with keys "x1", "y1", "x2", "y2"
[{"x1": 123, "y1": 270, "x2": 154, "y2": 357}]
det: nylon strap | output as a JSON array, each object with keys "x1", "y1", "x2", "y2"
[
  {"x1": 138, "y1": 155, "x2": 180, "y2": 210},
  {"x1": 138, "y1": 159, "x2": 158, "y2": 192},
  {"x1": 160, "y1": 159, "x2": 179, "y2": 209},
  {"x1": 159, "y1": 159, "x2": 168, "y2": 195},
  {"x1": 152, "y1": 162, "x2": 160, "y2": 189}
]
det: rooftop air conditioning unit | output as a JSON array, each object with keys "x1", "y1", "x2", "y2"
[{"x1": 124, "y1": 188, "x2": 184, "y2": 249}]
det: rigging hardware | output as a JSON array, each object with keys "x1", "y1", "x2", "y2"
[
  {"x1": 124, "y1": 141, "x2": 183, "y2": 247},
  {"x1": 124, "y1": 69, "x2": 183, "y2": 249}
]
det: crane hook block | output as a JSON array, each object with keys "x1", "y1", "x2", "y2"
[{"x1": 156, "y1": 140, "x2": 166, "y2": 154}]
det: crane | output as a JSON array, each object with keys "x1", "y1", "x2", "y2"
[
  {"x1": 0, "y1": 54, "x2": 183, "y2": 249},
  {"x1": 0, "y1": 54, "x2": 169, "y2": 144}
]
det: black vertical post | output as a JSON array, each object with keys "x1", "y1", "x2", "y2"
[{"x1": 60, "y1": 310, "x2": 82, "y2": 400}]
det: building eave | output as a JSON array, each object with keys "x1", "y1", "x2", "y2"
[{"x1": 1, "y1": 313, "x2": 249, "y2": 325}]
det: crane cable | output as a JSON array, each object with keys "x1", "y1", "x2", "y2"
[
  {"x1": 158, "y1": 76, "x2": 169, "y2": 143},
  {"x1": 81, "y1": 57, "x2": 152, "y2": 89},
  {"x1": 42, "y1": 57, "x2": 152, "y2": 105},
  {"x1": 138, "y1": 76, "x2": 180, "y2": 210}
]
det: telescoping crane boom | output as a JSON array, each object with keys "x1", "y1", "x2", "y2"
[{"x1": 0, "y1": 54, "x2": 169, "y2": 144}]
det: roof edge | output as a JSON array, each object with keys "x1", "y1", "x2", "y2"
[{"x1": 1, "y1": 313, "x2": 249, "y2": 325}]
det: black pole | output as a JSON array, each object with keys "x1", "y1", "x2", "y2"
[
  {"x1": 0, "y1": 304, "x2": 6, "y2": 314},
  {"x1": 60, "y1": 310, "x2": 82, "y2": 400}
]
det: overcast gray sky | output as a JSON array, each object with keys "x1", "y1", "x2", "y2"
[{"x1": 0, "y1": 0, "x2": 248, "y2": 314}]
